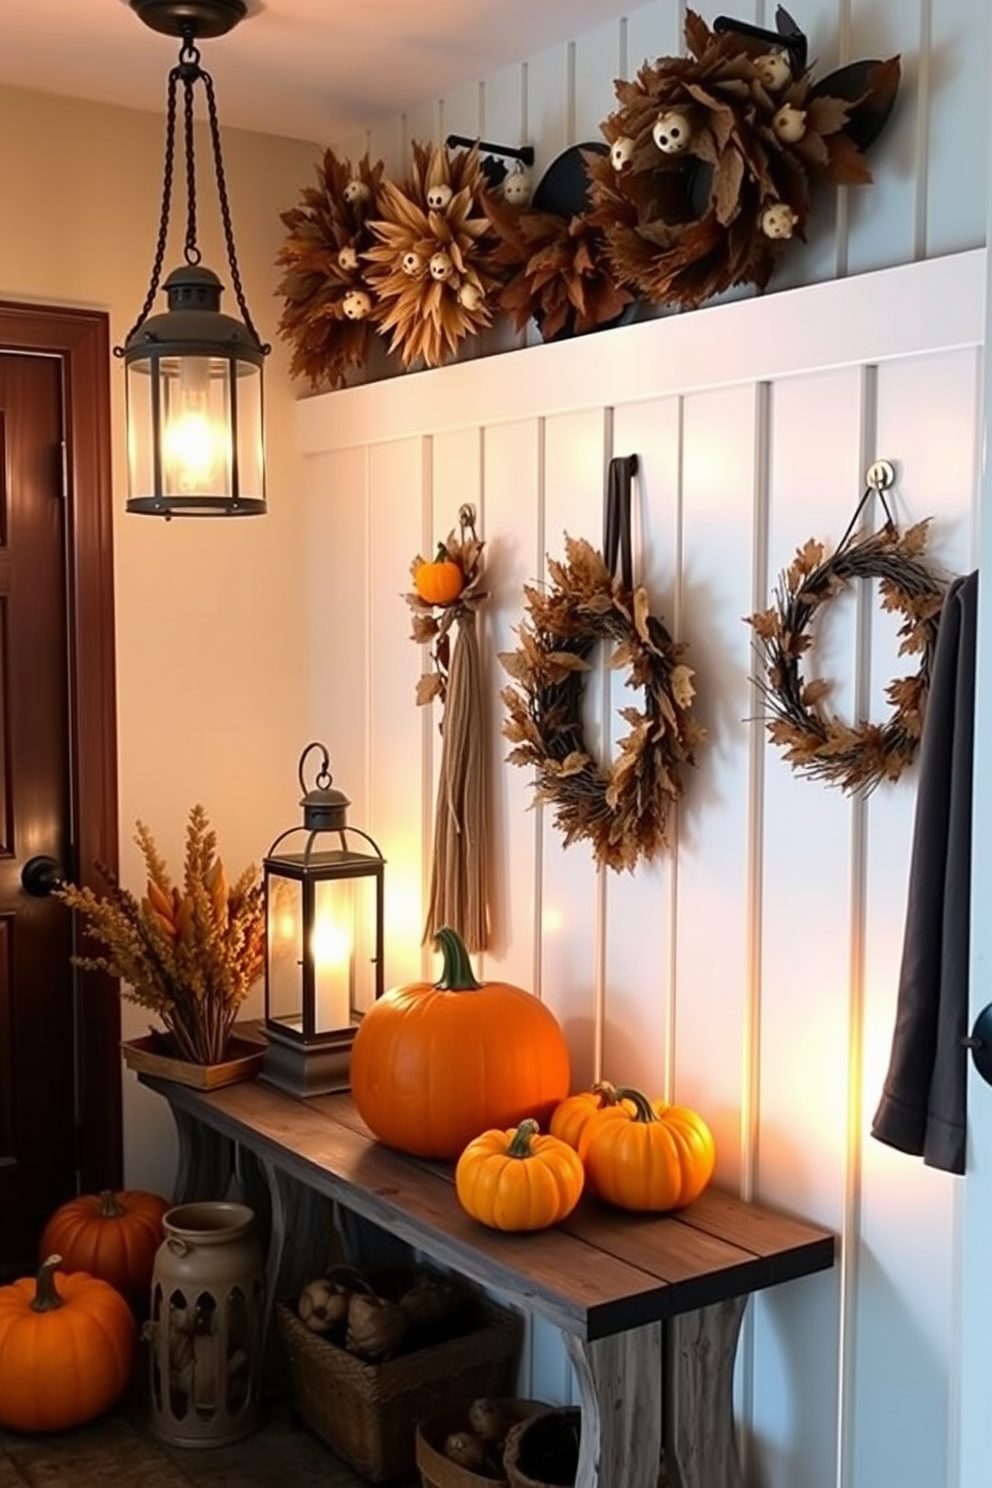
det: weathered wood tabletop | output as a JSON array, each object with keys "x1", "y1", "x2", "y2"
[{"x1": 142, "y1": 1073, "x2": 836, "y2": 1488}]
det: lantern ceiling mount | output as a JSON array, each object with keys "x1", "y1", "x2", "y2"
[{"x1": 128, "y1": 0, "x2": 248, "y2": 41}]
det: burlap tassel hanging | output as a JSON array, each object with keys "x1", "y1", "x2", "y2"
[{"x1": 406, "y1": 505, "x2": 490, "y2": 951}]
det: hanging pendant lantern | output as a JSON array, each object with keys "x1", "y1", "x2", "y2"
[{"x1": 118, "y1": 0, "x2": 269, "y2": 518}]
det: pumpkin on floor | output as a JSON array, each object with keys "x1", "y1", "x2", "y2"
[
  {"x1": 39, "y1": 1188, "x2": 169, "y2": 1307},
  {"x1": 350, "y1": 926, "x2": 571, "y2": 1159},
  {"x1": 578, "y1": 1087, "x2": 716, "y2": 1212},
  {"x1": 0, "y1": 1255, "x2": 137, "y2": 1432},
  {"x1": 456, "y1": 1119, "x2": 585, "y2": 1231}
]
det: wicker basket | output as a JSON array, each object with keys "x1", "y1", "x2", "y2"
[
  {"x1": 416, "y1": 1398, "x2": 548, "y2": 1488},
  {"x1": 276, "y1": 1289, "x2": 522, "y2": 1483},
  {"x1": 503, "y1": 1409, "x2": 581, "y2": 1488}
]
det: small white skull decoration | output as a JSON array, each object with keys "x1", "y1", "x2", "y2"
[
  {"x1": 401, "y1": 251, "x2": 424, "y2": 278},
  {"x1": 652, "y1": 110, "x2": 692, "y2": 155},
  {"x1": 342, "y1": 289, "x2": 372, "y2": 320},
  {"x1": 772, "y1": 104, "x2": 807, "y2": 144},
  {"x1": 426, "y1": 183, "x2": 453, "y2": 211},
  {"x1": 760, "y1": 202, "x2": 799, "y2": 240},
  {"x1": 502, "y1": 167, "x2": 532, "y2": 207},
  {"x1": 754, "y1": 51, "x2": 792, "y2": 92},
  {"x1": 429, "y1": 251, "x2": 453, "y2": 282},
  {"x1": 342, "y1": 179, "x2": 370, "y2": 206},
  {"x1": 337, "y1": 245, "x2": 359, "y2": 273},
  {"x1": 611, "y1": 135, "x2": 636, "y2": 171},
  {"x1": 457, "y1": 281, "x2": 483, "y2": 312}
]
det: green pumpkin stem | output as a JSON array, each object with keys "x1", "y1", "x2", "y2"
[
  {"x1": 433, "y1": 927, "x2": 482, "y2": 991},
  {"x1": 614, "y1": 1086, "x2": 659, "y2": 1123},
  {"x1": 32, "y1": 1255, "x2": 66, "y2": 1312},
  {"x1": 508, "y1": 1119, "x2": 540, "y2": 1157},
  {"x1": 98, "y1": 1189, "x2": 126, "y2": 1219},
  {"x1": 434, "y1": 542, "x2": 450, "y2": 562}
]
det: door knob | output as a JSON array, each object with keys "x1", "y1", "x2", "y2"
[{"x1": 21, "y1": 855, "x2": 65, "y2": 897}]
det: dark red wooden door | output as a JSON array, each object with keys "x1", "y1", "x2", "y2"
[{"x1": 0, "y1": 352, "x2": 76, "y2": 1269}]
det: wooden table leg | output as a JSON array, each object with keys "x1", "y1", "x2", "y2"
[
  {"x1": 566, "y1": 1323, "x2": 662, "y2": 1488},
  {"x1": 663, "y1": 1297, "x2": 747, "y2": 1488},
  {"x1": 168, "y1": 1102, "x2": 235, "y2": 1203}
]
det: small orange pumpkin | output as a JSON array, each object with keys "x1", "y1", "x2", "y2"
[
  {"x1": 456, "y1": 1119, "x2": 585, "y2": 1231},
  {"x1": 414, "y1": 544, "x2": 465, "y2": 606},
  {"x1": 0, "y1": 1255, "x2": 136, "y2": 1431},
  {"x1": 350, "y1": 927, "x2": 571, "y2": 1160},
  {"x1": 40, "y1": 1188, "x2": 169, "y2": 1307},
  {"x1": 549, "y1": 1081, "x2": 635, "y2": 1150},
  {"x1": 578, "y1": 1086, "x2": 716, "y2": 1212}
]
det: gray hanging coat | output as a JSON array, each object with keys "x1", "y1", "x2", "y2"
[{"x1": 871, "y1": 569, "x2": 977, "y2": 1176}]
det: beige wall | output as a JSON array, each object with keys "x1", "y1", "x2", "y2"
[{"x1": 0, "y1": 84, "x2": 319, "y2": 1193}]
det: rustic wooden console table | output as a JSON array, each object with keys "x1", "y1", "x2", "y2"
[{"x1": 141, "y1": 1073, "x2": 835, "y2": 1488}]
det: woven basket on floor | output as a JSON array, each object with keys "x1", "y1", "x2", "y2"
[
  {"x1": 276, "y1": 1292, "x2": 522, "y2": 1483},
  {"x1": 416, "y1": 1398, "x2": 548, "y2": 1488},
  {"x1": 503, "y1": 1408, "x2": 581, "y2": 1488}
]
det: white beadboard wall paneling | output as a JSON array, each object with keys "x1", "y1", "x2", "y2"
[
  {"x1": 846, "y1": 0, "x2": 926, "y2": 277},
  {"x1": 402, "y1": 99, "x2": 443, "y2": 160},
  {"x1": 602, "y1": 397, "x2": 683, "y2": 1098},
  {"x1": 479, "y1": 64, "x2": 529, "y2": 358},
  {"x1": 851, "y1": 347, "x2": 979, "y2": 1488},
  {"x1": 539, "y1": 407, "x2": 610, "y2": 1094},
  {"x1": 573, "y1": 18, "x2": 624, "y2": 143},
  {"x1": 624, "y1": 0, "x2": 685, "y2": 74},
  {"x1": 439, "y1": 81, "x2": 482, "y2": 145},
  {"x1": 526, "y1": 41, "x2": 572, "y2": 190},
  {"x1": 674, "y1": 382, "x2": 758, "y2": 1189},
  {"x1": 367, "y1": 437, "x2": 431, "y2": 986},
  {"x1": 367, "y1": 114, "x2": 404, "y2": 179},
  {"x1": 297, "y1": 251, "x2": 986, "y2": 455},
  {"x1": 302, "y1": 444, "x2": 371, "y2": 873},
  {"x1": 482, "y1": 418, "x2": 544, "y2": 990},
  {"x1": 428, "y1": 426, "x2": 484, "y2": 969},
  {"x1": 926, "y1": 0, "x2": 989, "y2": 259},
  {"x1": 747, "y1": 366, "x2": 866, "y2": 1488}
]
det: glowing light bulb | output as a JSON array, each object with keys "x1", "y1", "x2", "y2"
[{"x1": 161, "y1": 358, "x2": 228, "y2": 495}]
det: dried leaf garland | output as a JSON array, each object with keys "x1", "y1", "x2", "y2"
[
  {"x1": 364, "y1": 143, "x2": 503, "y2": 369},
  {"x1": 501, "y1": 535, "x2": 704, "y2": 873},
  {"x1": 485, "y1": 180, "x2": 633, "y2": 341},
  {"x1": 407, "y1": 506, "x2": 490, "y2": 951},
  {"x1": 746, "y1": 520, "x2": 945, "y2": 795},
  {"x1": 275, "y1": 149, "x2": 387, "y2": 389},
  {"x1": 587, "y1": 9, "x2": 900, "y2": 310}
]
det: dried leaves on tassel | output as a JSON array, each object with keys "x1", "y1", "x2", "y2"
[
  {"x1": 485, "y1": 184, "x2": 632, "y2": 341},
  {"x1": 364, "y1": 142, "x2": 503, "y2": 369},
  {"x1": 275, "y1": 149, "x2": 387, "y2": 388},
  {"x1": 587, "y1": 8, "x2": 900, "y2": 310},
  {"x1": 501, "y1": 536, "x2": 705, "y2": 873},
  {"x1": 407, "y1": 507, "x2": 490, "y2": 951},
  {"x1": 745, "y1": 520, "x2": 945, "y2": 794}
]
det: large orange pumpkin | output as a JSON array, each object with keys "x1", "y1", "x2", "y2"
[
  {"x1": 0, "y1": 1256, "x2": 136, "y2": 1431},
  {"x1": 350, "y1": 927, "x2": 571, "y2": 1159},
  {"x1": 578, "y1": 1086, "x2": 716, "y2": 1212},
  {"x1": 40, "y1": 1188, "x2": 169, "y2": 1307}
]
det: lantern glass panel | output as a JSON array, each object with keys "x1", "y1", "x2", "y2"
[
  {"x1": 125, "y1": 358, "x2": 155, "y2": 503},
  {"x1": 266, "y1": 871, "x2": 303, "y2": 1035},
  {"x1": 235, "y1": 362, "x2": 264, "y2": 503},
  {"x1": 312, "y1": 878, "x2": 355, "y2": 1033},
  {"x1": 159, "y1": 354, "x2": 233, "y2": 500}
]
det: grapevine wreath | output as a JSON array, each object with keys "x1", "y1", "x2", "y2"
[
  {"x1": 746, "y1": 512, "x2": 946, "y2": 795},
  {"x1": 501, "y1": 525, "x2": 704, "y2": 874},
  {"x1": 586, "y1": 7, "x2": 901, "y2": 311}
]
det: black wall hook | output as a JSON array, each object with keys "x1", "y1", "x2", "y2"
[{"x1": 963, "y1": 1006, "x2": 992, "y2": 1087}]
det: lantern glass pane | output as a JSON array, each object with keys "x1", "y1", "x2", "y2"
[
  {"x1": 159, "y1": 354, "x2": 233, "y2": 500},
  {"x1": 266, "y1": 872, "x2": 303, "y2": 1035},
  {"x1": 234, "y1": 363, "x2": 264, "y2": 503},
  {"x1": 312, "y1": 878, "x2": 355, "y2": 1033},
  {"x1": 125, "y1": 358, "x2": 155, "y2": 502}
]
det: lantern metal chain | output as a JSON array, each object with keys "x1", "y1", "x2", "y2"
[{"x1": 117, "y1": 29, "x2": 268, "y2": 354}]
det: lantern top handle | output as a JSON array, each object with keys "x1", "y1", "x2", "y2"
[{"x1": 299, "y1": 740, "x2": 333, "y2": 796}]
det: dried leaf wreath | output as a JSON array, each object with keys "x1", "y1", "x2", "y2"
[
  {"x1": 586, "y1": 8, "x2": 901, "y2": 310},
  {"x1": 501, "y1": 536, "x2": 704, "y2": 873},
  {"x1": 485, "y1": 180, "x2": 633, "y2": 341},
  {"x1": 407, "y1": 506, "x2": 490, "y2": 950},
  {"x1": 364, "y1": 142, "x2": 502, "y2": 369},
  {"x1": 746, "y1": 520, "x2": 945, "y2": 795},
  {"x1": 275, "y1": 149, "x2": 386, "y2": 389}
]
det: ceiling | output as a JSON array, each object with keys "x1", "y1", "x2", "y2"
[{"x1": 1, "y1": 0, "x2": 631, "y2": 144}]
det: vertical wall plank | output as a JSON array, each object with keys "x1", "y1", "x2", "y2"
[
  {"x1": 440, "y1": 82, "x2": 482, "y2": 145},
  {"x1": 852, "y1": 347, "x2": 979, "y2": 1488},
  {"x1": 748, "y1": 367, "x2": 865, "y2": 1488},
  {"x1": 925, "y1": 0, "x2": 989, "y2": 258},
  {"x1": 674, "y1": 384, "x2": 758, "y2": 1188},
  {"x1": 403, "y1": 100, "x2": 442, "y2": 158},
  {"x1": 368, "y1": 438, "x2": 429, "y2": 986},
  {"x1": 366, "y1": 116, "x2": 404, "y2": 177},
  {"x1": 624, "y1": 1, "x2": 685, "y2": 74},
  {"x1": 602, "y1": 397, "x2": 682, "y2": 1096},
  {"x1": 573, "y1": 20, "x2": 623, "y2": 142},
  {"x1": 539, "y1": 407, "x2": 609, "y2": 1094},
  {"x1": 526, "y1": 43, "x2": 571, "y2": 186}
]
